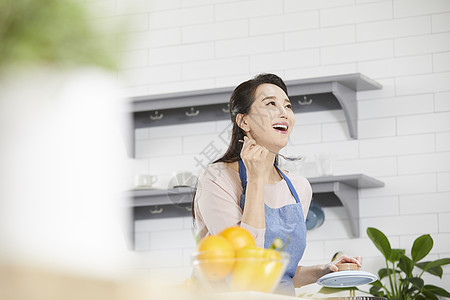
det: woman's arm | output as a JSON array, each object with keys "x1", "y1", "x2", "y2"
[{"x1": 292, "y1": 255, "x2": 362, "y2": 288}]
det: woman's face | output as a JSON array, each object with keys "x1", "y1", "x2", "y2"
[{"x1": 239, "y1": 83, "x2": 295, "y2": 152}]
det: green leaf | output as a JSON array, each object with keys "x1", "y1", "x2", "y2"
[
  {"x1": 423, "y1": 258, "x2": 450, "y2": 271},
  {"x1": 388, "y1": 248, "x2": 405, "y2": 263},
  {"x1": 398, "y1": 255, "x2": 414, "y2": 275},
  {"x1": 421, "y1": 291, "x2": 439, "y2": 300},
  {"x1": 405, "y1": 277, "x2": 424, "y2": 289},
  {"x1": 367, "y1": 227, "x2": 392, "y2": 260},
  {"x1": 423, "y1": 284, "x2": 450, "y2": 297},
  {"x1": 415, "y1": 295, "x2": 427, "y2": 300},
  {"x1": 411, "y1": 234, "x2": 433, "y2": 263},
  {"x1": 369, "y1": 285, "x2": 384, "y2": 297},
  {"x1": 416, "y1": 261, "x2": 443, "y2": 278}
]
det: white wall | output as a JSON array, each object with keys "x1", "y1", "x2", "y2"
[{"x1": 85, "y1": 0, "x2": 450, "y2": 290}]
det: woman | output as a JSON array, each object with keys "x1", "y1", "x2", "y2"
[{"x1": 193, "y1": 73, "x2": 360, "y2": 295}]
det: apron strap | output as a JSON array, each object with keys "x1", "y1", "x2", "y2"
[{"x1": 238, "y1": 160, "x2": 300, "y2": 204}]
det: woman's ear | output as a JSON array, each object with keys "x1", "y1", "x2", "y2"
[{"x1": 236, "y1": 113, "x2": 250, "y2": 132}]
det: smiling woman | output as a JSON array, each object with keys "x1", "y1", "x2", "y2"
[{"x1": 192, "y1": 73, "x2": 362, "y2": 296}]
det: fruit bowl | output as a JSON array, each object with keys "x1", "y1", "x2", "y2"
[{"x1": 191, "y1": 248, "x2": 290, "y2": 294}]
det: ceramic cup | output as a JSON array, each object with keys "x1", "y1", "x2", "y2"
[
  {"x1": 315, "y1": 153, "x2": 334, "y2": 176},
  {"x1": 134, "y1": 174, "x2": 157, "y2": 188}
]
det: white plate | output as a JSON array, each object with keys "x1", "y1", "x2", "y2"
[{"x1": 317, "y1": 270, "x2": 378, "y2": 288}]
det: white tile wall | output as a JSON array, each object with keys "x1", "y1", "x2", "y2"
[{"x1": 85, "y1": 0, "x2": 450, "y2": 290}]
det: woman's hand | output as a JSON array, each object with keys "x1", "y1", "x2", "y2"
[
  {"x1": 240, "y1": 136, "x2": 273, "y2": 182},
  {"x1": 325, "y1": 254, "x2": 362, "y2": 273}
]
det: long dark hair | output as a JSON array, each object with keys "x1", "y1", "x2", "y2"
[{"x1": 191, "y1": 73, "x2": 288, "y2": 219}]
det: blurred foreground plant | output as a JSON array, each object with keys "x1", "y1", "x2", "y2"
[
  {"x1": 0, "y1": 0, "x2": 120, "y2": 70},
  {"x1": 367, "y1": 227, "x2": 450, "y2": 300}
]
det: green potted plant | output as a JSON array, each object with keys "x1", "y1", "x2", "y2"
[{"x1": 367, "y1": 227, "x2": 450, "y2": 300}]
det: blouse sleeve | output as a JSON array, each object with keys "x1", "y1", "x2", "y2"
[{"x1": 195, "y1": 165, "x2": 265, "y2": 247}]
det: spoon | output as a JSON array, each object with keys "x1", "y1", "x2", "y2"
[{"x1": 238, "y1": 140, "x2": 304, "y2": 161}]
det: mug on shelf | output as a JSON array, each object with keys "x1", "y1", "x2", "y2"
[{"x1": 134, "y1": 174, "x2": 157, "y2": 188}]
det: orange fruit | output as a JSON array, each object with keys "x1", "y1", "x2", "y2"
[
  {"x1": 195, "y1": 235, "x2": 235, "y2": 282},
  {"x1": 218, "y1": 226, "x2": 256, "y2": 251}
]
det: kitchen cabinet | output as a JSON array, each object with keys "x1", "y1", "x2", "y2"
[
  {"x1": 130, "y1": 174, "x2": 384, "y2": 238},
  {"x1": 129, "y1": 73, "x2": 382, "y2": 157}
]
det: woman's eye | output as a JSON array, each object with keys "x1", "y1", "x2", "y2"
[
  {"x1": 266, "y1": 101, "x2": 276, "y2": 106},
  {"x1": 286, "y1": 104, "x2": 292, "y2": 109}
]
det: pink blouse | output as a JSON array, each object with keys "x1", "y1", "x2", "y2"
[{"x1": 194, "y1": 162, "x2": 312, "y2": 247}]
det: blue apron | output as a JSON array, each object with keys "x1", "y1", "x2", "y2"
[{"x1": 238, "y1": 160, "x2": 307, "y2": 296}]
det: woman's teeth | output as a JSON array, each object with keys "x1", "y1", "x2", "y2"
[{"x1": 273, "y1": 124, "x2": 288, "y2": 131}]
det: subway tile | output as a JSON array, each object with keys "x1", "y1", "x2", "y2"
[
  {"x1": 148, "y1": 42, "x2": 214, "y2": 65},
  {"x1": 433, "y1": 52, "x2": 450, "y2": 72},
  {"x1": 122, "y1": 65, "x2": 182, "y2": 86},
  {"x1": 394, "y1": 0, "x2": 450, "y2": 18},
  {"x1": 119, "y1": 49, "x2": 148, "y2": 69},
  {"x1": 182, "y1": 57, "x2": 249, "y2": 80},
  {"x1": 324, "y1": 238, "x2": 382, "y2": 258},
  {"x1": 359, "y1": 174, "x2": 437, "y2": 198},
  {"x1": 439, "y1": 213, "x2": 450, "y2": 233},
  {"x1": 321, "y1": 40, "x2": 394, "y2": 65},
  {"x1": 116, "y1": 0, "x2": 180, "y2": 14},
  {"x1": 437, "y1": 172, "x2": 450, "y2": 192},
  {"x1": 145, "y1": 78, "x2": 215, "y2": 95},
  {"x1": 357, "y1": 78, "x2": 396, "y2": 100},
  {"x1": 182, "y1": 20, "x2": 248, "y2": 43},
  {"x1": 285, "y1": 25, "x2": 355, "y2": 50},
  {"x1": 320, "y1": 1, "x2": 392, "y2": 27},
  {"x1": 436, "y1": 132, "x2": 450, "y2": 151},
  {"x1": 215, "y1": 0, "x2": 283, "y2": 21},
  {"x1": 148, "y1": 5, "x2": 213, "y2": 29},
  {"x1": 250, "y1": 49, "x2": 320, "y2": 73},
  {"x1": 395, "y1": 32, "x2": 450, "y2": 56},
  {"x1": 181, "y1": 0, "x2": 231, "y2": 7},
  {"x1": 360, "y1": 214, "x2": 438, "y2": 237},
  {"x1": 284, "y1": 0, "x2": 354, "y2": 12},
  {"x1": 359, "y1": 134, "x2": 435, "y2": 158},
  {"x1": 395, "y1": 72, "x2": 450, "y2": 95},
  {"x1": 398, "y1": 152, "x2": 450, "y2": 174},
  {"x1": 400, "y1": 192, "x2": 450, "y2": 215},
  {"x1": 333, "y1": 156, "x2": 398, "y2": 177},
  {"x1": 183, "y1": 133, "x2": 228, "y2": 156},
  {"x1": 358, "y1": 118, "x2": 396, "y2": 138},
  {"x1": 291, "y1": 139, "x2": 360, "y2": 161},
  {"x1": 292, "y1": 110, "x2": 347, "y2": 127},
  {"x1": 397, "y1": 112, "x2": 450, "y2": 135},
  {"x1": 215, "y1": 34, "x2": 283, "y2": 58},
  {"x1": 285, "y1": 63, "x2": 357, "y2": 80},
  {"x1": 356, "y1": 16, "x2": 431, "y2": 42},
  {"x1": 306, "y1": 219, "x2": 353, "y2": 240},
  {"x1": 302, "y1": 240, "x2": 325, "y2": 260},
  {"x1": 136, "y1": 249, "x2": 184, "y2": 268},
  {"x1": 123, "y1": 28, "x2": 181, "y2": 50},
  {"x1": 149, "y1": 229, "x2": 196, "y2": 250},
  {"x1": 249, "y1": 11, "x2": 319, "y2": 35},
  {"x1": 360, "y1": 196, "x2": 399, "y2": 218},
  {"x1": 135, "y1": 217, "x2": 184, "y2": 232},
  {"x1": 322, "y1": 121, "x2": 351, "y2": 141},
  {"x1": 358, "y1": 94, "x2": 433, "y2": 119},
  {"x1": 183, "y1": 216, "x2": 194, "y2": 229},
  {"x1": 432, "y1": 12, "x2": 450, "y2": 33},
  {"x1": 134, "y1": 232, "x2": 151, "y2": 251},
  {"x1": 135, "y1": 137, "x2": 182, "y2": 158},
  {"x1": 289, "y1": 124, "x2": 322, "y2": 144},
  {"x1": 149, "y1": 121, "x2": 216, "y2": 139},
  {"x1": 149, "y1": 154, "x2": 199, "y2": 176},
  {"x1": 121, "y1": 85, "x2": 149, "y2": 97},
  {"x1": 135, "y1": 128, "x2": 149, "y2": 140},
  {"x1": 357, "y1": 55, "x2": 432, "y2": 78},
  {"x1": 214, "y1": 73, "x2": 261, "y2": 89}
]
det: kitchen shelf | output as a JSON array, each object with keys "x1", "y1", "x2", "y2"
[
  {"x1": 130, "y1": 174, "x2": 384, "y2": 238},
  {"x1": 129, "y1": 73, "x2": 382, "y2": 157}
]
